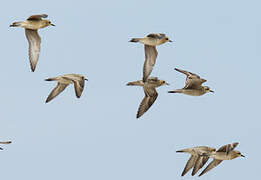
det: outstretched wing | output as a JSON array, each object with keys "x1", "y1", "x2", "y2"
[
  {"x1": 143, "y1": 45, "x2": 158, "y2": 82},
  {"x1": 136, "y1": 87, "x2": 158, "y2": 118},
  {"x1": 175, "y1": 68, "x2": 206, "y2": 89},
  {"x1": 175, "y1": 68, "x2": 200, "y2": 78},
  {"x1": 46, "y1": 83, "x2": 68, "y2": 103},
  {"x1": 181, "y1": 155, "x2": 197, "y2": 176},
  {"x1": 199, "y1": 159, "x2": 222, "y2": 176},
  {"x1": 192, "y1": 156, "x2": 209, "y2": 176},
  {"x1": 25, "y1": 29, "x2": 41, "y2": 72},
  {"x1": 147, "y1": 33, "x2": 166, "y2": 39},
  {"x1": 73, "y1": 78, "x2": 85, "y2": 98},
  {"x1": 27, "y1": 14, "x2": 48, "y2": 20},
  {"x1": 217, "y1": 142, "x2": 239, "y2": 155}
]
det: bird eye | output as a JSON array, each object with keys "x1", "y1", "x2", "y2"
[
  {"x1": 163, "y1": 81, "x2": 165, "y2": 83},
  {"x1": 165, "y1": 38, "x2": 169, "y2": 40}
]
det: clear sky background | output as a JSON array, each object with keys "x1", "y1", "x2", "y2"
[{"x1": 0, "y1": 0, "x2": 259, "y2": 179}]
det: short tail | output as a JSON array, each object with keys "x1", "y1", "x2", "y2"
[
  {"x1": 126, "y1": 80, "x2": 143, "y2": 86},
  {"x1": 168, "y1": 90, "x2": 182, "y2": 93},
  {"x1": 176, "y1": 148, "x2": 190, "y2": 153},
  {"x1": 45, "y1": 78, "x2": 56, "y2": 81},
  {"x1": 10, "y1": 21, "x2": 23, "y2": 27},
  {"x1": 129, "y1": 38, "x2": 141, "y2": 42},
  {"x1": 176, "y1": 150, "x2": 184, "y2": 153}
]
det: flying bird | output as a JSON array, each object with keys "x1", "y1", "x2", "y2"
[
  {"x1": 168, "y1": 68, "x2": 214, "y2": 96},
  {"x1": 127, "y1": 77, "x2": 169, "y2": 118},
  {"x1": 176, "y1": 146, "x2": 216, "y2": 176},
  {"x1": 45, "y1": 74, "x2": 88, "y2": 103},
  {"x1": 0, "y1": 141, "x2": 12, "y2": 150},
  {"x1": 10, "y1": 14, "x2": 55, "y2": 72},
  {"x1": 129, "y1": 33, "x2": 172, "y2": 82},
  {"x1": 199, "y1": 142, "x2": 244, "y2": 176}
]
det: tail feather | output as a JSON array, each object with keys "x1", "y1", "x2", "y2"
[
  {"x1": 10, "y1": 21, "x2": 23, "y2": 27},
  {"x1": 176, "y1": 150, "x2": 185, "y2": 153},
  {"x1": 129, "y1": 38, "x2": 141, "y2": 42},
  {"x1": 168, "y1": 90, "x2": 181, "y2": 93},
  {"x1": 176, "y1": 148, "x2": 190, "y2": 153},
  {"x1": 45, "y1": 78, "x2": 56, "y2": 81},
  {"x1": 126, "y1": 80, "x2": 143, "y2": 86}
]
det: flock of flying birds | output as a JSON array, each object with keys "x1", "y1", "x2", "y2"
[
  {"x1": 126, "y1": 26, "x2": 244, "y2": 176},
  {"x1": 0, "y1": 14, "x2": 244, "y2": 177},
  {"x1": 176, "y1": 142, "x2": 244, "y2": 176},
  {"x1": 127, "y1": 33, "x2": 214, "y2": 118}
]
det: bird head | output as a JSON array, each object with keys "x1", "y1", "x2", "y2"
[
  {"x1": 45, "y1": 20, "x2": 55, "y2": 26},
  {"x1": 160, "y1": 80, "x2": 169, "y2": 86},
  {"x1": 163, "y1": 36, "x2": 173, "y2": 43},
  {"x1": 233, "y1": 150, "x2": 245, "y2": 158},
  {"x1": 203, "y1": 86, "x2": 214, "y2": 93}
]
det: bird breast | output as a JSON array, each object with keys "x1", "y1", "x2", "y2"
[
  {"x1": 24, "y1": 20, "x2": 49, "y2": 30},
  {"x1": 213, "y1": 152, "x2": 233, "y2": 160},
  {"x1": 182, "y1": 89, "x2": 206, "y2": 96},
  {"x1": 140, "y1": 38, "x2": 162, "y2": 46}
]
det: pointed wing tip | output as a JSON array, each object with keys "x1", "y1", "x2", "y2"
[
  {"x1": 136, "y1": 110, "x2": 144, "y2": 119},
  {"x1": 174, "y1": 68, "x2": 187, "y2": 75},
  {"x1": 198, "y1": 169, "x2": 207, "y2": 177},
  {"x1": 30, "y1": 65, "x2": 36, "y2": 72},
  {"x1": 174, "y1": 68, "x2": 183, "y2": 72},
  {"x1": 198, "y1": 171, "x2": 205, "y2": 177},
  {"x1": 30, "y1": 60, "x2": 37, "y2": 72},
  {"x1": 136, "y1": 105, "x2": 146, "y2": 119},
  {"x1": 136, "y1": 104, "x2": 145, "y2": 119}
]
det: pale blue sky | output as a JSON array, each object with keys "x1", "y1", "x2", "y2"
[{"x1": 0, "y1": 0, "x2": 260, "y2": 179}]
